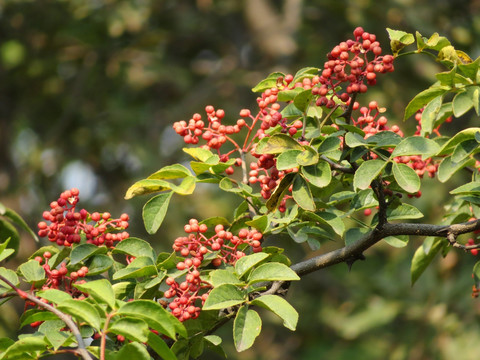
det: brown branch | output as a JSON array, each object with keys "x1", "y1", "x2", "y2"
[
  {"x1": 0, "y1": 275, "x2": 93, "y2": 360},
  {"x1": 339, "y1": 92, "x2": 358, "y2": 123},
  {"x1": 321, "y1": 155, "x2": 354, "y2": 174},
  {"x1": 291, "y1": 219, "x2": 480, "y2": 277}
]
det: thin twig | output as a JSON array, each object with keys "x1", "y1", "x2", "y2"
[{"x1": 0, "y1": 274, "x2": 93, "y2": 360}]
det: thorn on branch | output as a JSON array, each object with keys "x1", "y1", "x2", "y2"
[{"x1": 346, "y1": 253, "x2": 366, "y2": 271}]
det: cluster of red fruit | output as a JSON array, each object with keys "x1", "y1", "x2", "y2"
[
  {"x1": 173, "y1": 106, "x2": 247, "y2": 148},
  {"x1": 27, "y1": 251, "x2": 89, "y2": 327},
  {"x1": 314, "y1": 26, "x2": 394, "y2": 107},
  {"x1": 37, "y1": 189, "x2": 130, "y2": 247},
  {"x1": 351, "y1": 103, "x2": 438, "y2": 181},
  {"x1": 163, "y1": 219, "x2": 263, "y2": 321}
]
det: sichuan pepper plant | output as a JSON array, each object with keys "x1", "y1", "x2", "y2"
[{"x1": 2, "y1": 27, "x2": 480, "y2": 359}]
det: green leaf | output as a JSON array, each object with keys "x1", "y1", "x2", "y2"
[
  {"x1": 235, "y1": 253, "x2": 270, "y2": 278},
  {"x1": 435, "y1": 66, "x2": 457, "y2": 87},
  {"x1": 39, "y1": 320, "x2": 71, "y2": 350},
  {"x1": 453, "y1": 86, "x2": 480, "y2": 117},
  {"x1": 109, "y1": 317, "x2": 150, "y2": 343},
  {"x1": 125, "y1": 179, "x2": 173, "y2": 199},
  {"x1": 219, "y1": 177, "x2": 243, "y2": 193},
  {"x1": 85, "y1": 254, "x2": 114, "y2": 276},
  {"x1": 182, "y1": 147, "x2": 214, "y2": 162},
  {"x1": 114, "y1": 342, "x2": 150, "y2": 360},
  {"x1": 392, "y1": 162, "x2": 421, "y2": 193},
  {"x1": 301, "y1": 160, "x2": 331, "y2": 188},
  {"x1": 391, "y1": 136, "x2": 440, "y2": 159},
  {"x1": 296, "y1": 146, "x2": 319, "y2": 166},
  {"x1": 353, "y1": 160, "x2": 387, "y2": 190},
  {"x1": 415, "y1": 31, "x2": 451, "y2": 51},
  {"x1": 210, "y1": 269, "x2": 244, "y2": 287},
  {"x1": 345, "y1": 132, "x2": 367, "y2": 148},
  {"x1": 277, "y1": 88, "x2": 303, "y2": 102},
  {"x1": 0, "y1": 220, "x2": 19, "y2": 255},
  {"x1": 458, "y1": 57, "x2": 480, "y2": 80},
  {"x1": 0, "y1": 246, "x2": 14, "y2": 263},
  {"x1": 420, "y1": 95, "x2": 443, "y2": 136},
  {"x1": 293, "y1": 89, "x2": 314, "y2": 112},
  {"x1": 147, "y1": 332, "x2": 178, "y2": 360},
  {"x1": 266, "y1": 172, "x2": 296, "y2": 212},
  {"x1": 2, "y1": 336, "x2": 48, "y2": 357},
  {"x1": 202, "y1": 284, "x2": 246, "y2": 310},
  {"x1": 345, "y1": 228, "x2": 370, "y2": 246},
  {"x1": 252, "y1": 72, "x2": 285, "y2": 93},
  {"x1": 450, "y1": 181, "x2": 480, "y2": 195},
  {"x1": 37, "y1": 289, "x2": 72, "y2": 304},
  {"x1": 117, "y1": 299, "x2": 187, "y2": 339},
  {"x1": 190, "y1": 159, "x2": 217, "y2": 174},
  {"x1": 19, "y1": 310, "x2": 58, "y2": 329},
  {"x1": 112, "y1": 256, "x2": 157, "y2": 280},
  {"x1": 387, "y1": 28, "x2": 415, "y2": 54},
  {"x1": 18, "y1": 260, "x2": 45, "y2": 284},
  {"x1": 0, "y1": 267, "x2": 19, "y2": 290},
  {"x1": 0, "y1": 206, "x2": 38, "y2": 243},
  {"x1": 142, "y1": 192, "x2": 173, "y2": 234},
  {"x1": 73, "y1": 279, "x2": 116, "y2": 309},
  {"x1": 383, "y1": 235, "x2": 409, "y2": 248},
  {"x1": 317, "y1": 136, "x2": 341, "y2": 154},
  {"x1": 292, "y1": 67, "x2": 320, "y2": 83},
  {"x1": 250, "y1": 294, "x2": 298, "y2": 331},
  {"x1": 276, "y1": 150, "x2": 302, "y2": 170},
  {"x1": 437, "y1": 127, "x2": 480, "y2": 155},
  {"x1": 367, "y1": 131, "x2": 403, "y2": 148},
  {"x1": 70, "y1": 244, "x2": 107, "y2": 265},
  {"x1": 233, "y1": 306, "x2": 262, "y2": 352},
  {"x1": 437, "y1": 156, "x2": 475, "y2": 183},
  {"x1": 245, "y1": 215, "x2": 269, "y2": 233},
  {"x1": 112, "y1": 237, "x2": 156, "y2": 261},
  {"x1": 302, "y1": 211, "x2": 345, "y2": 236},
  {"x1": 281, "y1": 102, "x2": 304, "y2": 119},
  {"x1": 292, "y1": 174, "x2": 315, "y2": 211},
  {"x1": 169, "y1": 176, "x2": 196, "y2": 195},
  {"x1": 147, "y1": 164, "x2": 191, "y2": 180},
  {"x1": 387, "y1": 203, "x2": 423, "y2": 220},
  {"x1": 248, "y1": 262, "x2": 300, "y2": 284},
  {"x1": 350, "y1": 189, "x2": 378, "y2": 211},
  {"x1": 451, "y1": 139, "x2": 479, "y2": 163},
  {"x1": 57, "y1": 299, "x2": 102, "y2": 330},
  {"x1": 256, "y1": 134, "x2": 303, "y2": 154},
  {"x1": 404, "y1": 86, "x2": 450, "y2": 120},
  {"x1": 411, "y1": 238, "x2": 445, "y2": 285}
]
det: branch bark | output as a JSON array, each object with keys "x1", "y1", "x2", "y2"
[
  {"x1": 0, "y1": 275, "x2": 93, "y2": 360},
  {"x1": 291, "y1": 219, "x2": 480, "y2": 276}
]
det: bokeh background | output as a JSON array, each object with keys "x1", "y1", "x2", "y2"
[{"x1": 1, "y1": 0, "x2": 480, "y2": 359}]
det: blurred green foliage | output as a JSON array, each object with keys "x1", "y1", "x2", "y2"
[{"x1": 1, "y1": 0, "x2": 480, "y2": 359}]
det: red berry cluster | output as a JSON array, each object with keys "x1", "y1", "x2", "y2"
[
  {"x1": 163, "y1": 219, "x2": 263, "y2": 321},
  {"x1": 248, "y1": 160, "x2": 296, "y2": 204},
  {"x1": 314, "y1": 27, "x2": 394, "y2": 107},
  {"x1": 173, "y1": 220, "x2": 263, "y2": 268},
  {"x1": 349, "y1": 103, "x2": 438, "y2": 182},
  {"x1": 34, "y1": 251, "x2": 89, "y2": 292},
  {"x1": 37, "y1": 189, "x2": 130, "y2": 247},
  {"x1": 350, "y1": 101, "x2": 394, "y2": 137},
  {"x1": 173, "y1": 106, "x2": 246, "y2": 149},
  {"x1": 27, "y1": 251, "x2": 90, "y2": 327}
]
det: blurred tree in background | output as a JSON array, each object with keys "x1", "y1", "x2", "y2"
[{"x1": 1, "y1": 0, "x2": 480, "y2": 359}]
